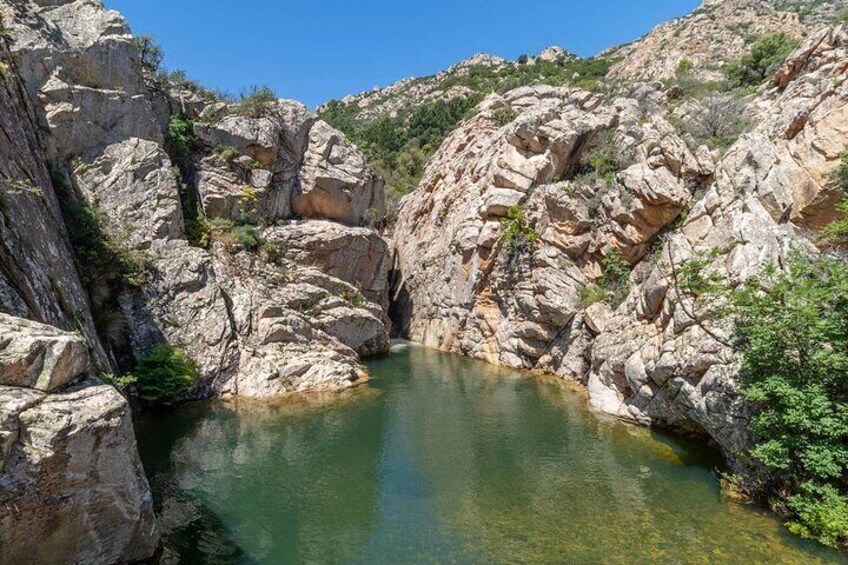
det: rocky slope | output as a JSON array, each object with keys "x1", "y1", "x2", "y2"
[
  {"x1": 392, "y1": 20, "x2": 848, "y2": 472},
  {"x1": 607, "y1": 0, "x2": 848, "y2": 81}
]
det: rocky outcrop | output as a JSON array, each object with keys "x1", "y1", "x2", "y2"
[
  {"x1": 0, "y1": 316, "x2": 157, "y2": 564},
  {"x1": 393, "y1": 25, "x2": 848, "y2": 469},
  {"x1": 394, "y1": 84, "x2": 711, "y2": 367},
  {"x1": 606, "y1": 0, "x2": 847, "y2": 82},
  {"x1": 0, "y1": 0, "x2": 393, "y2": 561},
  {"x1": 193, "y1": 101, "x2": 384, "y2": 227},
  {"x1": 1, "y1": 0, "x2": 391, "y2": 402}
]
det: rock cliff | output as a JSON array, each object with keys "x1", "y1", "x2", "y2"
[
  {"x1": 0, "y1": 0, "x2": 392, "y2": 561},
  {"x1": 392, "y1": 22, "x2": 848, "y2": 472}
]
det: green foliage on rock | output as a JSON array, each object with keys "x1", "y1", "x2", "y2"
[
  {"x1": 725, "y1": 33, "x2": 799, "y2": 88},
  {"x1": 133, "y1": 35, "x2": 164, "y2": 75},
  {"x1": 165, "y1": 115, "x2": 196, "y2": 169},
  {"x1": 321, "y1": 94, "x2": 483, "y2": 224},
  {"x1": 732, "y1": 256, "x2": 848, "y2": 548},
  {"x1": 674, "y1": 246, "x2": 848, "y2": 548},
  {"x1": 131, "y1": 343, "x2": 198, "y2": 407},
  {"x1": 61, "y1": 199, "x2": 149, "y2": 290},
  {"x1": 582, "y1": 248, "x2": 631, "y2": 308},
  {"x1": 319, "y1": 55, "x2": 618, "y2": 227},
  {"x1": 492, "y1": 107, "x2": 519, "y2": 127},
  {"x1": 819, "y1": 150, "x2": 848, "y2": 248},
  {"x1": 236, "y1": 85, "x2": 277, "y2": 118},
  {"x1": 500, "y1": 205, "x2": 538, "y2": 269}
]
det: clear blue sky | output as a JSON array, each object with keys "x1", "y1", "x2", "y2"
[{"x1": 104, "y1": 0, "x2": 699, "y2": 108}]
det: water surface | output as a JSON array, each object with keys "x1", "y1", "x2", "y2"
[{"x1": 137, "y1": 345, "x2": 843, "y2": 564}]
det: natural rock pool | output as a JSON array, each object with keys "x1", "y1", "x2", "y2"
[{"x1": 137, "y1": 345, "x2": 842, "y2": 563}]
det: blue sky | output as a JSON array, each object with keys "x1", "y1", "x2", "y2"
[{"x1": 104, "y1": 0, "x2": 699, "y2": 108}]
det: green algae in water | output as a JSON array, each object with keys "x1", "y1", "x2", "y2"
[{"x1": 135, "y1": 345, "x2": 845, "y2": 564}]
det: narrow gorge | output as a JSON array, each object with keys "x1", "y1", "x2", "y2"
[{"x1": 2, "y1": 0, "x2": 848, "y2": 562}]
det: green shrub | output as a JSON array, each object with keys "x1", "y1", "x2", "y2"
[
  {"x1": 492, "y1": 107, "x2": 519, "y2": 127},
  {"x1": 217, "y1": 145, "x2": 240, "y2": 163},
  {"x1": 580, "y1": 283, "x2": 608, "y2": 307},
  {"x1": 233, "y1": 225, "x2": 260, "y2": 250},
  {"x1": 676, "y1": 59, "x2": 695, "y2": 75},
  {"x1": 500, "y1": 205, "x2": 538, "y2": 269},
  {"x1": 834, "y1": 8, "x2": 848, "y2": 23},
  {"x1": 725, "y1": 33, "x2": 799, "y2": 88},
  {"x1": 132, "y1": 343, "x2": 197, "y2": 407},
  {"x1": 588, "y1": 133, "x2": 622, "y2": 181},
  {"x1": 818, "y1": 150, "x2": 848, "y2": 248},
  {"x1": 165, "y1": 116, "x2": 196, "y2": 169},
  {"x1": 732, "y1": 256, "x2": 848, "y2": 547},
  {"x1": 236, "y1": 85, "x2": 277, "y2": 118},
  {"x1": 674, "y1": 248, "x2": 848, "y2": 548}
]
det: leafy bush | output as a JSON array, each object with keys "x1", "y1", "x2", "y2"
[
  {"x1": 725, "y1": 33, "x2": 799, "y2": 88},
  {"x1": 132, "y1": 344, "x2": 198, "y2": 407},
  {"x1": 500, "y1": 205, "x2": 538, "y2": 270},
  {"x1": 673, "y1": 248, "x2": 848, "y2": 548},
  {"x1": 819, "y1": 151, "x2": 848, "y2": 248},
  {"x1": 580, "y1": 283, "x2": 608, "y2": 307},
  {"x1": 165, "y1": 115, "x2": 196, "y2": 168},
  {"x1": 731, "y1": 256, "x2": 848, "y2": 547},
  {"x1": 492, "y1": 107, "x2": 519, "y2": 127},
  {"x1": 587, "y1": 133, "x2": 623, "y2": 182},
  {"x1": 233, "y1": 225, "x2": 260, "y2": 250},
  {"x1": 217, "y1": 146, "x2": 240, "y2": 163},
  {"x1": 236, "y1": 85, "x2": 278, "y2": 118}
]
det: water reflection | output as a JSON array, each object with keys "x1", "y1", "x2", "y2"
[{"x1": 137, "y1": 345, "x2": 843, "y2": 564}]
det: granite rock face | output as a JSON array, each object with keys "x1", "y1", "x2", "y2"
[
  {"x1": 393, "y1": 25, "x2": 848, "y2": 469},
  {"x1": 1, "y1": 0, "x2": 391, "y2": 401},
  {"x1": 606, "y1": 0, "x2": 848, "y2": 83},
  {"x1": 0, "y1": 318, "x2": 157, "y2": 565},
  {"x1": 0, "y1": 0, "x2": 392, "y2": 562}
]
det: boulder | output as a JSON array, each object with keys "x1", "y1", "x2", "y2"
[{"x1": 0, "y1": 315, "x2": 90, "y2": 391}]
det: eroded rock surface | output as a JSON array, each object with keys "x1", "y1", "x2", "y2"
[
  {"x1": 393, "y1": 26, "x2": 848, "y2": 469},
  {"x1": 0, "y1": 318, "x2": 157, "y2": 565}
]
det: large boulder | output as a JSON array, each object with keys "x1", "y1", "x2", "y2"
[
  {"x1": 294, "y1": 120, "x2": 386, "y2": 226},
  {"x1": 0, "y1": 381, "x2": 158, "y2": 564},
  {"x1": 265, "y1": 221, "x2": 392, "y2": 310},
  {"x1": 0, "y1": 313, "x2": 157, "y2": 564},
  {"x1": 0, "y1": 314, "x2": 90, "y2": 391}
]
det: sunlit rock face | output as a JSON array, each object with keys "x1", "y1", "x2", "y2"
[
  {"x1": 393, "y1": 25, "x2": 848, "y2": 468},
  {"x1": 0, "y1": 316, "x2": 158, "y2": 564}
]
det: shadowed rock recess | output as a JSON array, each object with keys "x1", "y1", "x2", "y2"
[{"x1": 1, "y1": 0, "x2": 848, "y2": 561}]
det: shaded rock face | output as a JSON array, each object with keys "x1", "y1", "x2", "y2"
[
  {"x1": 0, "y1": 317, "x2": 157, "y2": 564},
  {"x1": 393, "y1": 26, "x2": 848, "y2": 468}
]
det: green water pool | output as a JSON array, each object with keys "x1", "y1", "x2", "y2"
[{"x1": 136, "y1": 344, "x2": 844, "y2": 563}]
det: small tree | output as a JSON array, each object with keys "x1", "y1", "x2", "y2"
[
  {"x1": 726, "y1": 33, "x2": 799, "y2": 88},
  {"x1": 685, "y1": 93, "x2": 749, "y2": 150},
  {"x1": 133, "y1": 35, "x2": 164, "y2": 75}
]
